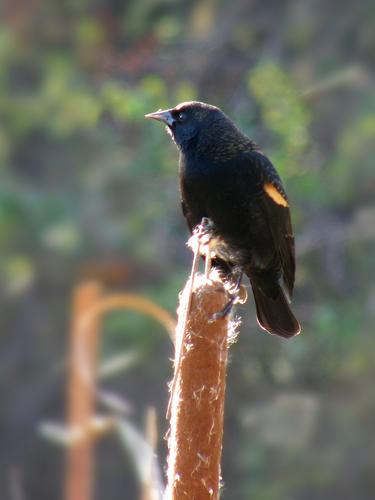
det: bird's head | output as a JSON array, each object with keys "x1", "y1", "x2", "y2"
[{"x1": 145, "y1": 101, "x2": 223, "y2": 152}]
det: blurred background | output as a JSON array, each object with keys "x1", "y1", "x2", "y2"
[{"x1": 1, "y1": 0, "x2": 375, "y2": 499}]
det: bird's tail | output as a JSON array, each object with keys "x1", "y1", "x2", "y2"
[{"x1": 251, "y1": 284, "x2": 301, "y2": 338}]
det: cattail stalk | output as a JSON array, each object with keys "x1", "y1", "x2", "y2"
[{"x1": 166, "y1": 272, "x2": 230, "y2": 500}]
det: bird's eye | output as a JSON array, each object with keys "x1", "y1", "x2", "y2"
[{"x1": 177, "y1": 112, "x2": 186, "y2": 122}]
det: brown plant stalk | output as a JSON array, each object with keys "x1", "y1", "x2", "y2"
[
  {"x1": 65, "y1": 285, "x2": 176, "y2": 500},
  {"x1": 166, "y1": 271, "x2": 231, "y2": 500},
  {"x1": 65, "y1": 281, "x2": 103, "y2": 500}
]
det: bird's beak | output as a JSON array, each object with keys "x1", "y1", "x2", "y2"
[{"x1": 145, "y1": 109, "x2": 174, "y2": 126}]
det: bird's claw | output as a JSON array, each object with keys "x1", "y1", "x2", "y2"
[
  {"x1": 209, "y1": 284, "x2": 248, "y2": 322},
  {"x1": 209, "y1": 296, "x2": 236, "y2": 322}
]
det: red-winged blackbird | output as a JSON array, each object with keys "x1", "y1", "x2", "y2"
[{"x1": 146, "y1": 101, "x2": 300, "y2": 338}]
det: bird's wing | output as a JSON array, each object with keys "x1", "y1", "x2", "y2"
[{"x1": 249, "y1": 152, "x2": 296, "y2": 297}]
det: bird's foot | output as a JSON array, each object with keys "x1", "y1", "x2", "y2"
[
  {"x1": 210, "y1": 294, "x2": 237, "y2": 321},
  {"x1": 210, "y1": 269, "x2": 247, "y2": 321}
]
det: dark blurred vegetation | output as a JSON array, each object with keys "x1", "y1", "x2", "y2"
[{"x1": 1, "y1": 0, "x2": 375, "y2": 499}]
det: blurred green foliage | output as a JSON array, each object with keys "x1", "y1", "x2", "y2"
[{"x1": 249, "y1": 62, "x2": 310, "y2": 174}]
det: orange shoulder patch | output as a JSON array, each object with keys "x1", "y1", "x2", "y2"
[{"x1": 264, "y1": 182, "x2": 289, "y2": 207}]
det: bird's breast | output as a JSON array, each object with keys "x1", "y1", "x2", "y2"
[
  {"x1": 180, "y1": 155, "x2": 274, "y2": 267},
  {"x1": 200, "y1": 234, "x2": 248, "y2": 263}
]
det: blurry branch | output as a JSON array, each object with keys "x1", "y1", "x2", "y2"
[
  {"x1": 40, "y1": 412, "x2": 164, "y2": 500},
  {"x1": 115, "y1": 409, "x2": 163, "y2": 500},
  {"x1": 81, "y1": 293, "x2": 176, "y2": 343},
  {"x1": 40, "y1": 416, "x2": 116, "y2": 447},
  {"x1": 166, "y1": 260, "x2": 232, "y2": 499},
  {"x1": 140, "y1": 408, "x2": 162, "y2": 500},
  {"x1": 63, "y1": 282, "x2": 175, "y2": 500},
  {"x1": 65, "y1": 282, "x2": 102, "y2": 500},
  {"x1": 74, "y1": 292, "x2": 176, "y2": 399},
  {"x1": 301, "y1": 65, "x2": 369, "y2": 98},
  {"x1": 96, "y1": 389, "x2": 132, "y2": 415},
  {"x1": 98, "y1": 352, "x2": 141, "y2": 379}
]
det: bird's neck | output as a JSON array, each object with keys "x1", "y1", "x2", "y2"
[{"x1": 181, "y1": 119, "x2": 258, "y2": 163}]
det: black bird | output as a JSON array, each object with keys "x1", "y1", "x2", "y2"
[{"x1": 146, "y1": 101, "x2": 300, "y2": 338}]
